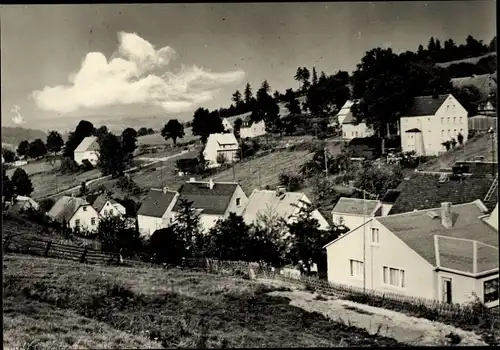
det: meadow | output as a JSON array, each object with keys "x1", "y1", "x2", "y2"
[
  {"x1": 137, "y1": 127, "x2": 198, "y2": 147},
  {"x1": 3, "y1": 253, "x2": 405, "y2": 349}
]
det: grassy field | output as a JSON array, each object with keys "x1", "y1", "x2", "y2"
[
  {"x1": 419, "y1": 133, "x2": 497, "y2": 171},
  {"x1": 203, "y1": 149, "x2": 315, "y2": 195},
  {"x1": 435, "y1": 53, "x2": 496, "y2": 68},
  {"x1": 6, "y1": 159, "x2": 61, "y2": 177},
  {"x1": 3, "y1": 253, "x2": 404, "y2": 349},
  {"x1": 30, "y1": 168, "x2": 102, "y2": 199},
  {"x1": 137, "y1": 128, "x2": 198, "y2": 147}
]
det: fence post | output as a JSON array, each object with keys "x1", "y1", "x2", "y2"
[
  {"x1": 44, "y1": 241, "x2": 52, "y2": 257},
  {"x1": 80, "y1": 248, "x2": 88, "y2": 263}
]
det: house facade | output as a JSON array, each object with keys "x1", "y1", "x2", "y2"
[
  {"x1": 341, "y1": 104, "x2": 375, "y2": 140},
  {"x1": 136, "y1": 188, "x2": 178, "y2": 237},
  {"x1": 169, "y1": 179, "x2": 248, "y2": 232},
  {"x1": 242, "y1": 188, "x2": 330, "y2": 232},
  {"x1": 222, "y1": 112, "x2": 267, "y2": 139},
  {"x1": 324, "y1": 201, "x2": 499, "y2": 307},
  {"x1": 331, "y1": 197, "x2": 382, "y2": 232},
  {"x1": 74, "y1": 136, "x2": 100, "y2": 166},
  {"x1": 47, "y1": 196, "x2": 100, "y2": 232},
  {"x1": 400, "y1": 94, "x2": 468, "y2": 156},
  {"x1": 203, "y1": 133, "x2": 240, "y2": 169}
]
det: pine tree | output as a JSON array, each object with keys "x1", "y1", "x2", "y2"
[
  {"x1": 244, "y1": 83, "x2": 253, "y2": 104},
  {"x1": 312, "y1": 67, "x2": 318, "y2": 85}
]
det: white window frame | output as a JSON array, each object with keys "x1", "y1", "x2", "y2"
[
  {"x1": 104, "y1": 210, "x2": 108, "y2": 216},
  {"x1": 91, "y1": 217, "x2": 96, "y2": 225},
  {"x1": 383, "y1": 266, "x2": 405, "y2": 288},
  {"x1": 371, "y1": 228, "x2": 379, "y2": 245},
  {"x1": 349, "y1": 259, "x2": 364, "y2": 279}
]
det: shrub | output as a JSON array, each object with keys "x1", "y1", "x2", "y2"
[
  {"x1": 59, "y1": 157, "x2": 79, "y2": 173},
  {"x1": 116, "y1": 175, "x2": 142, "y2": 194},
  {"x1": 278, "y1": 172, "x2": 304, "y2": 191}
]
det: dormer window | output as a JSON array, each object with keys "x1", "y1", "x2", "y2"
[{"x1": 83, "y1": 206, "x2": 87, "y2": 211}]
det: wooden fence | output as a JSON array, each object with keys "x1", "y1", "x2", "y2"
[{"x1": 4, "y1": 237, "x2": 498, "y2": 324}]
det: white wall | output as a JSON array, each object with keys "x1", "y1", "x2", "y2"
[
  {"x1": 99, "y1": 201, "x2": 126, "y2": 217},
  {"x1": 326, "y1": 219, "x2": 436, "y2": 300},
  {"x1": 381, "y1": 203, "x2": 393, "y2": 217},
  {"x1": 203, "y1": 137, "x2": 239, "y2": 169},
  {"x1": 225, "y1": 185, "x2": 249, "y2": 216},
  {"x1": 401, "y1": 95, "x2": 468, "y2": 157},
  {"x1": 75, "y1": 150, "x2": 99, "y2": 166},
  {"x1": 332, "y1": 213, "x2": 372, "y2": 233},
  {"x1": 240, "y1": 120, "x2": 267, "y2": 139},
  {"x1": 137, "y1": 215, "x2": 169, "y2": 237},
  {"x1": 69, "y1": 204, "x2": 100, "y2": 232},
  {"x1": 342, "y1": 123, "x2": 375, "y2": 140},
  {"x1": 222, "y1": 118, "x2": 233, "y2": 132},
  {"x1": 200, "y1": 214, "x2": 222, "y2": 232}
]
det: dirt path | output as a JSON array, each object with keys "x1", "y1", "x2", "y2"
[{"x1": 266, "y1": 289, "x2": 486, "y2": 346}]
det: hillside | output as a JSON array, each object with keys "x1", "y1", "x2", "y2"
[
  {"x1": 1, "y1": 126, "x2": 47, "y2": 147},
  {"x1": 436, "y1": 53, "x2": 497, "y2": 68},
  {"x1": 4, "y1": 253, "x2": 406, "y2": 348},
  {"x1": 419, "y1": 133, "x2": 497, "y2": 172}
]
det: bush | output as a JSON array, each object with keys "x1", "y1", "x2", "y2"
[
  {"x1": 278, "y1": 172, "x2": 304, "y2": 191},
  {"x1": 59, "y1": 157, "x2": 79, "y2": 173},
  {"x1": 116, "y1": 176, "x2": 142, "y2": 194}
]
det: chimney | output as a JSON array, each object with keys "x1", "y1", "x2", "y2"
[
  {"x1": 189, "y1": 177, "x2": 196, "y2": 183},
  {"x1": 162, "y1": 186, "x2": 169, "y2": 194},
  {"x1": 276, "y1": 186, "x2": 286, "y2": 196},
  {"x1": 441, "y1": 202, "x2": 453, "y2": 229},
  {"x1": 208, "y1": 178, "x2": 215, "y2": 190}
]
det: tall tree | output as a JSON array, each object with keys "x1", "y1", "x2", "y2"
[
  {"x1": 261, "y1": 80, "x2": 271, "y2": 94},
  {"x1": 191, "y1": 108, "x2": 224, "y2": 143},
  {"x1": 17, "y1": 140, "x2": 29, "y2": 158},
  {"x1": 2, "y1": 165, "x2": 14, "y2": 204},
  {"x1": 121, "y1": 127, "x2": 138, "y2": 161},
  {"x1": 161, "y1": 119, "x2": 185, "y2": 146},
  {"x1": 46, "y1": 130, "x2": 64, "y2": 156},
  {"x1": 428, "y1": 37, "x2": 436, "y2": 52},
  {"x1": 243, "y1": 83, "x2": 253, "y2": 105},
  {"x1": 231, "y1": 90, "x2": 244, "y2": 108},
  {"x1": 98, "y1": 132, "x2": 126, "y2": 176},
  {"x1": 2, "y1": 149, "x2": 16, "y2": 163},
  {"x1": 206, "y1": 213, "x2": 252, "y2": 261},
  {"x1": 294, "y1": 67, "x2": 304, "y2": 90},
  {"x1": 301, "y1": 67, "x2": 311, "y2": 91},
  {"x1": 172, "y1": 198, "x2": 203, "y2": 256},
  {"x1": 312, "y1": 67, "x2": 318, "y2": 85},
  {"x1": 27, "y1": 139, "x2": 47, "y2": 159},
  {"x1": 95, "y1": 126, "x2": 109, "y2": 140},
  {"x1": 63, "y1": 120, "x2": 95, "y2": 159},
  {"x1": 11, "y1": 168, "x2": 34, "y2": 197},
  {"x1": 283, "y1": 89, "x2": 301, "y2": 115}
]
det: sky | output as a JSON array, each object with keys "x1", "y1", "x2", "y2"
[{"x1": 0, "y1": 2, "x2": 496, "y2": 132}]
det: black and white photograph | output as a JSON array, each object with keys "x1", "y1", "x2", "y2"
[{"x1": 1, "y1": 1, "x2": 498, "y2": 348}]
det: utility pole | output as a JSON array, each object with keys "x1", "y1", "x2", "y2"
[
  {"x1": 232, "y1": 158, "x2": 236, "y2": 182},
  {"x1": 324, "y1": 147, "x2": 328, "y2": 178},
  {"x1": 489, "y1": 127, "x2": 496, "y2": 176}
]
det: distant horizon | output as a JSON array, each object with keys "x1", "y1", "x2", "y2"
[{"x1": 1, "y1": 2, "x2": 496, "y2": 131}]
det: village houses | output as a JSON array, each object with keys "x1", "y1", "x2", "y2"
[
  {"x1": 338, "y1": 100, "x2": 375, "y2": 140},
  {"x1": 324, "y1": 200, "x2": 499, "y2": 307},
  {"x1": 47, "y1": 195, "x2": 100, "y2": 232},
  {"x1": 203, "y1": 133, "x2": 240, "y2": 169},
  {"x1": 168, "y1": 179, "x2": 248, "y2": 232},
  {"x1": 136, "y1": 188, "x2": 179, "y2": 237},
  {"x1": 222, "y1": 112, "x2": 267, "y2": 139},
  {"x1": 400, "y1": 94, "x2": 468, "y2": 156},
  {"x1": 74, "y1": 136, "x2": 100, "y2": 166},
  {"x1": 241, "y1": 188, "x2": 331, "y2": 232},
  {"x1": 87, "y1": 193, "x2": 127, "y2": 218},
  {"x1": 331, "y1": 197, "x2": 383, "y2": 232}
]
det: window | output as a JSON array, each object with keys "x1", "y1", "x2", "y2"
[
  {"x1": 459, "y1": 117, "x2": 463, "y2": 123},
  {"x1": 454, "y1": 129, "x2": 457, "y2": 136},
  {"x1": 355, "y1": 131, "x2": 358, "y2": 137},
  {"x1": 484, "y1": 278, "x2": 499, "y2": 303},
  {"x1": 343, "y1": 132, "x2": 346, "y2": 137},
  {"x1": 75, "y1": 219, "x2": 80, "y2": 226},
  {"x1": 453, "y1": 117, "x2": 456, "y2": 123},
  {"x1": 91, "y1": 217, "x2": 96, "y2": 225},
  {"x1": 83, "y1": 206, "x2": 87, "y2": 211},
  {"x1": 110, "y1": 209, "x2": 114, "y2": 215},
  {"x1": 104, "y1": 210, "x2": 108, "y2": 216},
  {"x1": 441, "y1": 117, "x2": 444, "y2": 124},
  {"x1": 236, "y1": 198, "x2": 241, "y2": 206},
  {"x1": 383, "y1": 266, "x2": 405, "y2": 287},
  {"x1": 441, "y1": 130, "x2": 444, "y2": 136},
  {"x1": 447, "y1": 117, "x2": 450, "y2": 123},
  {"x1": 448, "y1": 129, "x2": 450, "y2": 135},
  {"x1": 107, "y1": 203, "x2": 110, "y2": 206},
  {"x1": 371, "y1": 228, "x2": 379, "y2": 244},
  {"x1": 428, "y1": 118, "x2": 431, "y2": 121},
  {"x1": 349, "y1": 259, "x2": 364, "y2": 279}
]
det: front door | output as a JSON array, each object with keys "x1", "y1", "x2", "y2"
[{"x1": 442, "y1": 277, "x2": 452, "y2": 304}]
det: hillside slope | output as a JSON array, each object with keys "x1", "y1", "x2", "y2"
[
  {"x1": 436, "y1": 53, "x2": 496, "y2": 68},
  {"x1": 419, "y1": 133, "x2": 497, "y2": 171},
  {"x1": 1, "y1": 126, "x2": 47, "y2": 147}
]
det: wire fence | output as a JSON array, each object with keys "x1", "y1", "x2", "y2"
[{"x1": 4, "y1": 235, "x2": 499, "y2": 326}]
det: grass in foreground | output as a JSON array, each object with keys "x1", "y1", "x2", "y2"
[{"x1": 4, "y1": 254, "x2": 405, "y2": 348}]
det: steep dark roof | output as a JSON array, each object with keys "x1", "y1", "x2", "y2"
[
  {"x1": 389, "y1": 172, "x2": 497, "y2": 215},
  {"x1": 86, "y1": 194, "x2": 109, "y2": 212},
  {"x1": 381, "y1": 189, "x2": 401, "y2": 203},
  {"x1": 405, "y1": 128, "x2": 421, "y2": 133},
  {"x1": 47, "y1": 196, "x2": 90, "y2": 223},
  {"x1": 137, "y1": 189, "x2": 177, "y2": 218},
  {"x1": 405, "y1": 94, "x2": 449, "y2": 117},
  {"x1": 378, "y1": 201, "x2": 497, "y2": 274},
  {"x1": 172, "y1": 181, "x2": 238, "y2": 215}
]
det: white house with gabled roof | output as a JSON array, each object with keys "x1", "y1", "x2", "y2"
[
  {"x1": 400, "y1": 94, "x2": 468, "y2": 157},
  {"x1": 203, "y1": 133, "x2": 240, "y2": 168},
  {"x1": 74, "y1": 136, "x2": 99, "y2": 166},
  {"x1": 136, "y1": 188, "x2": 179, "y2": 237},
  {"x1": 222, "y1": 112, "x2": 267, "y2": 139},
  {"x1": 47, "y1": 195, "x2": 100, "y2": 232}
]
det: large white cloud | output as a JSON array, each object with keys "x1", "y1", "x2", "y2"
[{"x1": 32, "y1": 32, "x2": 245, "y2": 114}]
